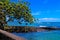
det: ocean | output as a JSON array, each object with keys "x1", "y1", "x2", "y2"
[
  {"x1": 13, "y1": 30, "x2": 60, "y2": 40},
  {"x1": 12, "y1": 22, "x2": 60, "y2": 40},
  {"x1": 8, "y1": 22, "x2": 60, "y2": 27}
]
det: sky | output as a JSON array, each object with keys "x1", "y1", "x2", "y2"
[
  {"x1": 28, "y1": 0, "x2": 60, "y2": 22},
  {"x1": 10, "y1": 0, "x2": 60, "y2": 22}
]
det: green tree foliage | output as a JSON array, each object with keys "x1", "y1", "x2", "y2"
[{"x1": 0, "y1": 0, "x2": 34, "y2": 29}]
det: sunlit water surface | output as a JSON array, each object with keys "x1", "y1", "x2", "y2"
[{"x1": 13, "y1": 30, "x2": 60, "y2": 40}]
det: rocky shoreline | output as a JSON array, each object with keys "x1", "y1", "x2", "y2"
[
  {"x1": 3, "y1": 26, "x2": 60, "y2": 33},
  {"x1": 0, "y1": 26, "x2": 60, "y2": 40}
]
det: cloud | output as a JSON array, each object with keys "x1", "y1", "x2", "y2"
[
  {"x1": 39, "y1": 18, "x2": 59, "y2": 20},
  {"x1": 32, "y1": 10, "x2": 52, "y2": 16},
  {"x1": 37, "y1": 18, "x2": 60, "y2": 22},
  {"x1": 32, "y1": 10, "x2": 50, "y2": 16},
  {"x1": 32, "y1": 11, "x2": 41, "y2": 16}
]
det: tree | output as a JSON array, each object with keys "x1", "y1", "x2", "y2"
[{"x1": 0, "y1": 0, "x2": 34, "y2": 29}]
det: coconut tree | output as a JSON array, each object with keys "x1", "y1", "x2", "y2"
[{"x1": 0, "y1": 0, "x2": 34, "y2": 30}]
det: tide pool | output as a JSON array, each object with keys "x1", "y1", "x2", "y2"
[{"x1": 13, "y1": 30, "x2": 60, "y2": 40}]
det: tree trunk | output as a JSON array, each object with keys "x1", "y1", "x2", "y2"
[{"x1": 0, "y1": 22, "x2": 4, "y2": 30}]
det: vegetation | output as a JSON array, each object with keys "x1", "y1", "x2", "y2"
[
  {"x1": 0, "y1": 0, "x2": 34, "y2": 29},
  {"x1": 4, "y1": 26, "x2": 37, "y2": 33}
]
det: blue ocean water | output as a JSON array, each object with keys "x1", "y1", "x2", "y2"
[
  {"x1": 8, "y1": 22, "x2": 60, "y2": 27},
  {"x1": 38, "y1": 22, "x2": 60, "y2": 27},
  {"x1": 11, "y1": 22, "x2": 60, "y2": 40},
  {"x1": 13, "y1": 30, "x2": 60, "y2": 40}
]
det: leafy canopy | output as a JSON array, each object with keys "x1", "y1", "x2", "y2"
[{"x1": 0, "y1": 0, "x2": 34, "y2": 26}]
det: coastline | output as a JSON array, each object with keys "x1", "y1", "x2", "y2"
[
  {"x1": 0, "y1": 26, "x2": 60, "y2": 40},
  {"x1": 4, "y1": 26, "x2": 60, "y2": 33}
]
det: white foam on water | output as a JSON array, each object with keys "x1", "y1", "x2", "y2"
[{"x1": 39, "y1": 26, "x2": 47, "y2": 27}]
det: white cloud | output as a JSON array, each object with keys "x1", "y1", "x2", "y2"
[
  {"x1": 32, "y1": 10, "x2": 51, "y2": 16},
  {"x1": 39, "y1": 18, "x2": 59, "y2": 20},
  {"x1": 37, "y1": 18, "x2": 60, "y2": 22},
  {"x1": 32, "y1": 11, "x2": 41, "y2": 16}
]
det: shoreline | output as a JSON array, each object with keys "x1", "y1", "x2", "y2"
[
  {"x1": 0, "y1": 26, "x2": 60, "y2": 40},
  {"x1": 3, "y1": 26, "x2": 60, "y2": 33}
]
